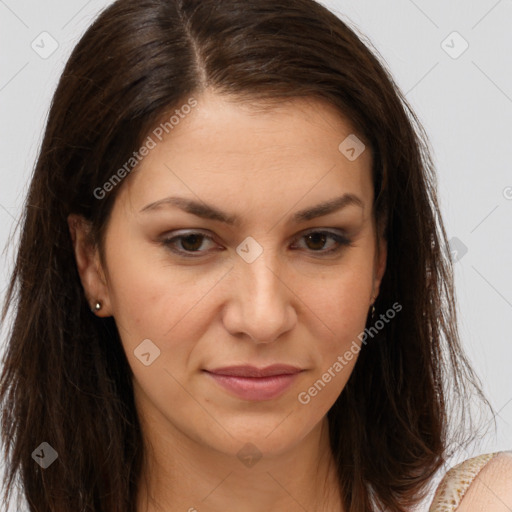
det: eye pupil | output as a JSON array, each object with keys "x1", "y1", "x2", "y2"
[
  {"x1": 305, "y1": 232, "x2": 327, "y2": 251},
  {"x1": 181, "y1": 234, "x2": 203, "y2": 251}
]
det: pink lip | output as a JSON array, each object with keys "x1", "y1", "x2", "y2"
[{"x1": 204, "y1": 365, "x2": 303, "y2": 401}]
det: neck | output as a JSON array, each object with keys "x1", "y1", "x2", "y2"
[{"x1": 136, "y1": 414, "x2": 343, "y2": 512}]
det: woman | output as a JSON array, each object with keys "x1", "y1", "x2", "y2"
[{"x1": 1, "y1": 0, "x2": 510, "y2": 511}]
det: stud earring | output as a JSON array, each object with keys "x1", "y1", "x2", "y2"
[{"x1": 93, "y1": 301, "x2": 102, "y2": 312}]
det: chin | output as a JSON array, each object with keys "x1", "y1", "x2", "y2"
[{"x1": 200, "y1": 413, "x2": 321, "y2": 460}]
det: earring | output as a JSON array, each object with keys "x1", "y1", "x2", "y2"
[
  {"x1": 93, "y1": 301, "x2": 102, "y2": 312},
  {"x1": 370, "y1": 303, "x2": 375, "y2": 323}
]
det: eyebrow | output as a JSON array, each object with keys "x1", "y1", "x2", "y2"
[{"x1": 139, "y1": 193, "x2": 364, "y2": 225}]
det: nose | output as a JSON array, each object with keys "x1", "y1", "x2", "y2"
[{"x1": 221, "y1": 250, "x2": 297, "y2": 344}]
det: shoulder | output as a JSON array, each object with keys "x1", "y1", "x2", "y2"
[{"x1": 429, "y1": 451, "x2": 512, "y2": 512}]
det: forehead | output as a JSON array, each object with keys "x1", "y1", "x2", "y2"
[{"x1": 117, "y1": 92, "x2": 373, "y2": 218}]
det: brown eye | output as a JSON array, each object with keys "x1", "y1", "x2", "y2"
[
  {"x1": 304, "y1": 232, "x2": 329, "y2": 251},
  {"x1": 179, "y1": 234, "x2": 206, "y2": 252},
  {"x1": 162, "y1": 231, "x2": 218, "y2": 257},
  {"x1": 161, "y1": 229, "x2": 351, "y2": 259},
  {"x1": 293, "y1": 230, "x2": 352, "y2": 255}
]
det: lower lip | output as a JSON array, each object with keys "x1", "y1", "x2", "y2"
[{"x1": 204, "y1": 371, "x2": 300, "y2": 401}]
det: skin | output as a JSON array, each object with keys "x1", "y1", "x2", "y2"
[
  {"x1": 456, "y1": 453, "x2": 512, "y2": 511},
  {"x1": 68, "y1": 90, "x2": 387, "y2": 512}
]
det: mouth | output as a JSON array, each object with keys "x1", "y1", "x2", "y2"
[{"x1": 203, "y1": 364, "x2": 304, "y2": 401}]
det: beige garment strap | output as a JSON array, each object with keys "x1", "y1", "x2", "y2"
[{"x1": 428, "y1": 452, "x2": 500, "y2": 512}]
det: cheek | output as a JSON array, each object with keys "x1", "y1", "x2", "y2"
[
  {"x1": 104, "y1": 233, "x2": 224, "y2": 378},
  {"x1": 308, "y1": 255, "x2": 374, "y2": 336},
  {"x1": 293, "y1": 268, "x2": 373, "y2": 412},
  {"x1": 108, "y1": 267, "x2": 201, "y2": 351},
  {"x1": 103, "y1": 230, "x2": 185, "y2": 347},
  {"x1": 297, "y1": 253, "x2": 375, "y2": 394}
]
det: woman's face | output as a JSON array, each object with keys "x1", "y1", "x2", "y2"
[{"x1": 78, "y1": 91, "x2": 386, "y2": 459}]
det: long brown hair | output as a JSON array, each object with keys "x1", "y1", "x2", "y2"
[{"x1": 0, "y1": 0, "x2": 493, "y2": 510}]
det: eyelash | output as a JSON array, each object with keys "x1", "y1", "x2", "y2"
[{"x1": 161, "y1": 229, "x2": 353, "y2": 258}]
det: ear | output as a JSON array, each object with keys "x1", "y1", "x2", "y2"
[
  {"x1": 67, "y1": 214, "x2": 112, "y2": 317},
  {"x1": 371, "y1": 235, "x2": 387, "y2": 304}
]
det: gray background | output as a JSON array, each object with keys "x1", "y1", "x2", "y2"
[{"x1": 1, "y1": 1, "x2": 511, "y2": 510}]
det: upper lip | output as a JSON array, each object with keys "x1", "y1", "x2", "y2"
[{"x1": 205, "y1": 364, "x2": 303, "y2": 378}]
